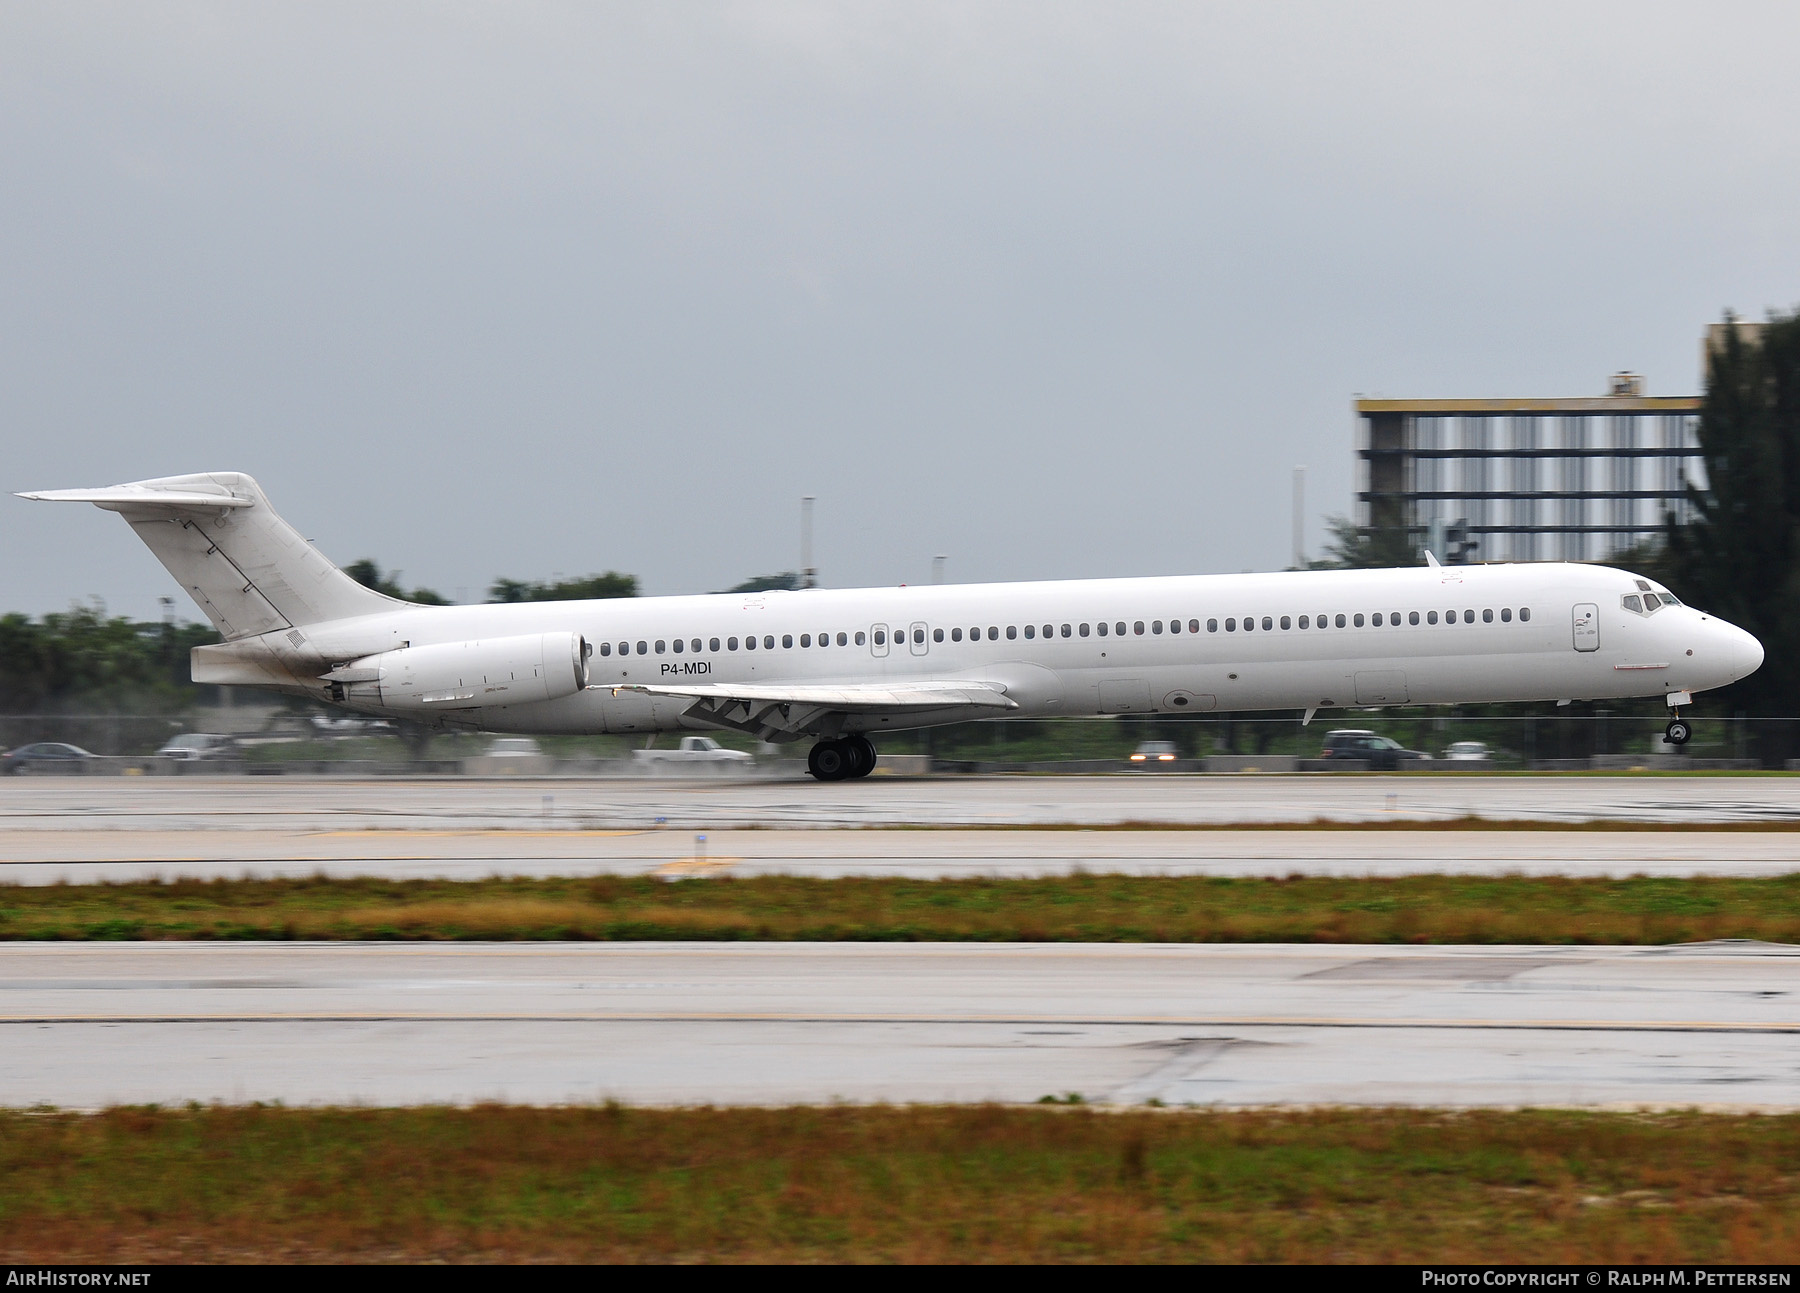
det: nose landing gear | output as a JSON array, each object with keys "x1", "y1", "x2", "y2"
[
  {"x1": 807, "y1": 735, "x2": 878, "y2": 781},
  {"x1": 1665, "y1": 689, "x2": 1694, "y2": 747}
]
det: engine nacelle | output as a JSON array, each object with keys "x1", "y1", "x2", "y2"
[{"x1": 327, "y1": 632, "x2": 589, "y2": 712}]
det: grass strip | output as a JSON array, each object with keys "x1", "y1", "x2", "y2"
[
  {"x1": 1, "y1": 1105, "x2": 1796, "y2": 1263},
  {"x1": 3, "y1": 873, "x2": 1800, "y2": 944}
]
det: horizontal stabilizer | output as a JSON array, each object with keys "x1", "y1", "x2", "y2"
[{"x1": 17, "y1": 484, "x2": 252, "y2": 510}]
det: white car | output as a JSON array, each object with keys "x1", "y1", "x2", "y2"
[
  {"x1": 632, "y1": 736, "x2": 754, "y2": 765},
  {"x1": 1442, "y1": 741, "x2": 1493, "y2": 762},
  {"x1": 485, "y1": 738, "x2": 545, "y2": 757},
  {"x1": 156, "y1": 733, "x2": 238, "y2": 761}
]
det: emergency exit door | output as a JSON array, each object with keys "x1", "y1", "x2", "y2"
[{"x1": 1572, "y1": 603, "x2": 1599, "y2": 652}]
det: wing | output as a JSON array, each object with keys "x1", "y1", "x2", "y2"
[{"x1": 600, "y1": 679, "x2": 1016, "y2": 741}]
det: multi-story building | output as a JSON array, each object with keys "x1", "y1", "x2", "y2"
[{"x1": 1355, "y1": 373, "x2": 1704, "y2": 564}]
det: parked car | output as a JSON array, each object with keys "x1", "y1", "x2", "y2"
[
  {"x1": 1, "y1": 742, "x2": 97, "y2": 774},
  {"x1": 1318, "y1": 730, "x2": 1432, "y2": 770},
  {"x1": 484, "y1": 737, "x2": 546, "y2": 757},
  {"x1": 631, "y1": 736, "x2": 754, "y2": 766},
  {"x1": 1128, "y1": 741, "x2": 1179, "y2": 765},
  {"x1": 1442, "y1": 740, "x2": 1493, "y2": 762},
  {"x1": 156, "y1": 733, "x2": 240, "y2": 761}
]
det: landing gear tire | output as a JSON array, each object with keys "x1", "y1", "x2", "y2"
[
  {"x1": 845, "y1": 736, "x2": 876, "y2": 779},
  {"x1": 808, "y1": 739, "x2": 852, "y2": 781},
  {"x1": 1665, "y1": 719, "x2": 1692, "y2": 746}
]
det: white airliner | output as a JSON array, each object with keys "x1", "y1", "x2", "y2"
[{"x1": 20, "y1": 472, "x2": 1763, "y2": 780}]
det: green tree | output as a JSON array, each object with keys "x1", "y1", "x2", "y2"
[
  {"x1": 345, "y1": 559, "x2": 449, "y2": 604},
  {"x1": 1666, "y1": 308, "x2": 1800, "y2": 759},
  {"x1": 1309, "y1": 514, "x2": 1418, "y2": 569},
  {"x1": 725, "y1": 572, "x2": 800, "y2": 593},
  {"x1": 487, "y1": 572, "x2": 638, "y2": 603}
]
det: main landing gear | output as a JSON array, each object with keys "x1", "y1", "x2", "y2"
[{"x1": 808, "y1": 735, "x2": 877, "y2": 781}]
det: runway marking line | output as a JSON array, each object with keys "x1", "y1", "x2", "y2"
[
  {"x1": 314, "y1": 830, "x2": 647, "y2": 839},
  {"x1": 1, "y1": 1013, "x2": 1796, "y2": 1032}
]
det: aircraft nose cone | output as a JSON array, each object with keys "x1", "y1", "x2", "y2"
[{"x1": 1732, "y1": 625, "x2": 1765, "y2": 680}]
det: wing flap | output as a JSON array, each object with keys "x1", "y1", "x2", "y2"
[{"x1": 602, "y1": 678, "x2": 1016, "y2": 740}]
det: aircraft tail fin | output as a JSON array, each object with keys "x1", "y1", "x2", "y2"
[{"x1": 18, "y1": 472, "x2": 401, "y2": 639}]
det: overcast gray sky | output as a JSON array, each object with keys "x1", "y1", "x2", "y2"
[{"x1": 4, "y1": 2, "x2": 1798, "y2": 619}]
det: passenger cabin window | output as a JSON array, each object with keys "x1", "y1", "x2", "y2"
[
  {"x1": 988, "y1": 627, "x2": 999, "y2": 640},
  {"x1": 1335, "y1": 614, "x2": 1346, "y2": 628},
  {"x1": 764, "y1": 635, "x2": 775, "y2": 649},
  {"x1": 745, "y1": 636, "x2": 757, "y2": 650},
  {"x1": 1207, "y1": 619, "x2": 1219, "y2": 632},
  {"x1": 1188, "y1": 620, "x2": 1200, "y2": 633},
  {"x1": 934, "y1": 628, "x2": 944, "y2": 642},
  {"x1": 1151, "y1": 621, "x2": 1162, "y2": 634},
  {"x1": 1024, "y1": 624, "x2": 1035, "y2": 639},
  {"x1": 952, "y1": 628, "x2": 963, "y2": 642},
  {"x1": 1408, "y1": 612, "x2": 1419, "y2": 625},
  {"x1": 1520, "y1": 608, "x2": 1531, "y2": 621},
  {"x1": 1261, "y1": 616, "x2": 1272, "y2": 631},
  {"x1": 1115, "y1": 622, "x2": 1126, "y2": 635},
  {"x1": 915, "y1": 629, "x2": 926, "y2": 644},
  {"x1": 655, "y1": 640, "x2": 666, "y2": 654},
  {"x1": 1372, "y1": 613, "x2": 1383, "y2": 627},
  {"x1": 1006, "y1": 626, "x2": 1017, "y2": 640},
  {"x1": 856, "y1": 631, "x2": 867, "y2": 644},
  {"x1": 1500, "y1": 608, "x2": 1512, "y2": 622},
  {"x1": 1079, "y1": 623, "x2": 1090, "y2": 637},
  {"x1": 729, "y1": 637, "x2": 739, "y2": 650},
  {"x1": 874, "y1": 630, "x2": 886, "y2": 645},
  {"x1": 1134, "y1": 621, "x2": 1145, "y2": 635},
  {"x1": 1352, "y1": 614, "x2": 1364, "y2": 627},
  {"x1": 837, "y1": 632, "x2": 848, "y2": 645},
  {"x1": 1482, "y1": 609, "x2": 1493, "y2": 623},
  {"x1": 710, "y1": 638, "x2": 720, "y2": 651},
  {"x1": 1280, "y1": 616, "x2": 1291, "y2": 630},
  {"x1": 1226, "y1": 618, "x2": 1236, "y2": 632},
  {"x1": 799, "y1": 634, "x2": 810, "y2": 647},
  {"x1": 599, "y1": 642, "x2": 612, "y2": 656},
  {"x1": 673, "y1": 639, "x2": 683, "y2": 653},
  {"x1": 1427, "y1": 612, "x2": 1437, "y2": 624},
  {"x1": 1463, "y1": 610, "x2": 1474, "y2": 624},
  {"x1": 1297, "y1": 616, "x2": 1308, "y2": 629},
  {"x1": 1061, "y1": 624, "x2": 1072, "y2": 637},
  {"x1": 1097, "y1": 622, "x2": 1108, "y2": 636},
  {"x1": 782, "y1": 634, "x2": 793, "y2": 648}
]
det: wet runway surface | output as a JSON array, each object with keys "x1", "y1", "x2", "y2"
[
  {"x1": 2, "y1": 942, "x2": 1796, "y2": 1108},
  {"x1": 9, "y1": 773, "x2": 1800, "y2": 831},
  {"x1": 3, "y1": 825, "x2": 1798, "y2": 882}
]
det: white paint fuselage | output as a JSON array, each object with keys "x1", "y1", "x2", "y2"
[{"x1": 278, "y1": 561, "x2": 1762, "y2": 736}]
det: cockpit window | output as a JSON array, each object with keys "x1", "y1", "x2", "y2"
[
  {"x1": 1622, "y1": 595, "x2": 1642, "y2": 613},
  {"x1": 1660, "y1": 592, "x2": 1681, "y2": 606},
  {"x1": 1635, "y1": 579, "x2": 1652, "y2": 592},
  {"x1": 1642, "y1": 593, "x2": 1662, "y2": 610}
]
